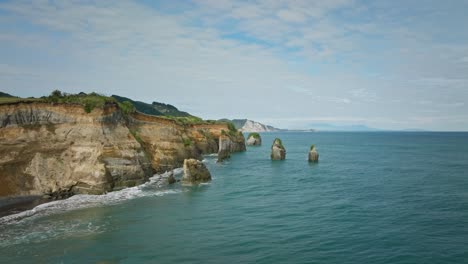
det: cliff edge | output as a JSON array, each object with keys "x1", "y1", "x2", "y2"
[{"x1": 0, "y1": 101, "x2": 245, "y2": 197}]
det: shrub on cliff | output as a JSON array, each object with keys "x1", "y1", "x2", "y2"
[
  {"x1": 248, "y1": 132, "x2": 260, "y2": 139},
  {"x1": 274, "y1": 138, "x2": 284, "y2": 148},
  {"x1": 227, "y1": 122, "x2": 237, "y2": 132},
  {"x1": 119, "y1": 101, "x2": 135, "y2": 115}
]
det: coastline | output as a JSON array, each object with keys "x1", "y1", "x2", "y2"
[{"x1": 0, "y1": 196, "x2": 51, "y2": 218}]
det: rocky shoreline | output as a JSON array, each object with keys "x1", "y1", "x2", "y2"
[
  {"x1": 0, "y1": 196, "x2": 50, "y2": 218},
  {"x1": 0, "y1": 101, "x2": 245, "y2": 201}
]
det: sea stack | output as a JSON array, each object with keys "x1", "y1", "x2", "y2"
[
  {"x1": 217, "y1": 129, "x2": 246, "y2": 162},
  {"x1": 182, "y1": 159, "x2": 212, "y2": 183},
  {"x1": 246, "y1": 133, "x2": 262, "y2": 146},
  {"x1": 271, "y1": 138, "x2": 286, "y2": 160},
  {"x1": 308, "y1": 145, "x2": 319, "y2": 162}
]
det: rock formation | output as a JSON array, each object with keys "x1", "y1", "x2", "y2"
[
  {"x1": 182, "y1": 159, "x2": 211, "y2": 183},
  {"x1": 217, "y1": 130, "x2": 246, "y2": 162},
  {"x1": 246, "y1": 133, "x2": 262, "y2": 146},
  {"x1": 167, "y1": 172, "x2": 176, "y2": 184},
  {"x1": 0, "y1": 102, "x2": 152, "y2": 196},
  {"x1": 308, "y1": 145, "x2": 319, "y2": 162},
  {"x1": 271, "y1": 138, "x2": 286, "y2": 160},
  {"x1": 0, "y1": 102, "x2": 246, "y2": 197}
]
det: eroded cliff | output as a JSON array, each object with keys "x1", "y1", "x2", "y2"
[{"x1": 0, "y1": 102, "x2": 245, "y2": 197}]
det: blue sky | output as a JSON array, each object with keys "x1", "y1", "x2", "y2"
[{"x1": 1, "y1": 0, "x2": 468, "y2": 130}]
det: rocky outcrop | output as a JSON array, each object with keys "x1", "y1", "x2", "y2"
[
  {"x1": 0, "y1": 102, "x2": 246, "y2": 198},
  {"x1": 271, "y1": 138, "x2": 286, "y2": 160},
  {"x1": 167, "y1": 172, "x2": 176, "y2": 184},
  {"x1": 217, "y1": 131, "x2": 246, "y2": 162},
  {"x1": 0, "y1": 102, "x2": 152, "y2": 197},
  {"x1": 246, "y1": 133, "x2": 261, "y2": 146},
  {"x1": 128, "y1": 113, "x2": 245, "y2": 169},
  {"x1": 182, "y1": 159, "x2": 211, "y2": 183},
  {"x1": 308, "y1": 145, "x2": 319, "y2": 162}
]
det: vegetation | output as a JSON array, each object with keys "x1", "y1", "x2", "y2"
[
  {"x1": 118, "y1": 101, "x2": 135, "y2": 115},
  {"x1": 182, "y1": 137, "x2": 192, "y2": 147},
  {"x1": 152, "y1": 101, "x2": 192, "y2": 117},
  {"x1": 42, "y1": 91, "x2": 116, "y2": 113},
  {"x1": 220, "y1": 121, "x2": 240, "y2": 137},
  {"x1": 112, "y1": 94, "x2": 194, "y2": 118},
  {"x1": 0, "y1": 90, "x2": 241, "y2": 128},
  {"x1": 0, "y1": 90, "x2": 117, "y2": 113},
  {"x1": 112, "y1": 95, "x2": 163, "y2": 116},
  {"x1": 0, "y1": 91, "x2": 39, "y2": 104},
  {"x1": 310, "y1": 144, "x2": 316, "y2": 151},
  {"x1": 274, "y1": 138, "x2": 284, "y2": 148},
  {"x1": 227, "y1": 122, "x2": 237, "y2": 132},
  {"x1": 248, "y1": 132, "x2": 261, "y2": 139},
  {"x1": 0, "y1": 91, "x2": 15, "y2": 98},
  {"x1": 129, "y1": 128, "x2": 143, "y2": 145},
  {"x1": 164, "y1": 116, "x2": 204, "y2": 126}
]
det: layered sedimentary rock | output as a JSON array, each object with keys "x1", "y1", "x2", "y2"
[
  {"x1": 0, "y1": 102, "x2": 152, "y2": 197},
  {"x1": 217, "y1": 131, "x2": 246, "y2": 162},
  {"x1": 308, "y1": 145, "x2": 319, "y2": 162},
  {"x1": 271, "y1": 138, "x2": 286, "y2": 160},
  {"x1": 182, "y1": 159, "x2": 211, "y2": 183},
  {"x1": 0, "y1": 102, "x2": 245, "y2": 197}
]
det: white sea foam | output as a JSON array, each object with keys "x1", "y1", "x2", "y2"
[{"x1": 0, "y1": 168, "x2": 184, "y2": 225}]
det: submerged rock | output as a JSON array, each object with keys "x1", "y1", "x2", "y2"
[
  {"x1": 308, "y1": 145, "x2": 319, "y2": 162},
  {"x1": 182, "y1": 159, "x2": 212, "y2": 183},
  {"x1": 246, "y1": 133, "x2": 262, "y2": 146},
  {"x1": 270, "y1": 138, "x2": 286, "y2": 160}
]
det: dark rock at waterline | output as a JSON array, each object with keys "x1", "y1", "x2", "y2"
[
  {"x1": 0, "y1": 196, "x2": 49, "y2": 218},
  {"x1": 271, "y1": 138, "x2": 286, "y2": 160},
  {"x1": 308, "y1": 145, "x2": 319, "y2": 162},
  {"x1": 168, "y1": 173, "x2": 176, "y2": 184}
]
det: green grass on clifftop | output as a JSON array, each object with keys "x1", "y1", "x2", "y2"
[
  {"x1": 274, "y1": 138, "x2": 284, "y2": 148},
  {"x1": 0, "y1": 90, "x2": 237, "y2": 127},
  {"x1": 248, "y1": 132, "x2": 261, "y2": 139}
]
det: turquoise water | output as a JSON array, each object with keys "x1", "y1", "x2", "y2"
[{"x1": 1, "y1": 132, "x2": 468, "y2": 263}]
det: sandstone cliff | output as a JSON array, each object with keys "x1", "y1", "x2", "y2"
[
  {"x1": 217, "y1": 131, "x2": 246, "y2": 162},
  {"x1": 0, "y1": 102, "x2": 245, "y2": 197},
  {"x1": 182, "y1": 159, "x2": 211, "y2": 184}
]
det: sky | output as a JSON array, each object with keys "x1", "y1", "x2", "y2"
[{"x1": 1, "y1": 0, "x2": 468, "y2": 131}]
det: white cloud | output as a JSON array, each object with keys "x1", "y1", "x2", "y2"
[{"x1": 1, "y1": 0, "x2": 468, "y2": 131}]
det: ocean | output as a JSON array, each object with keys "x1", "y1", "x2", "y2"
[{"x1": 1, "y1": 132, "x2": 467, "y2": 263}]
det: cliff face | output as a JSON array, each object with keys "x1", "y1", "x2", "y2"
[
  {"x1": 0, "y1": 102, "x2": 152, "y2": 197},
  {"x1": 0, "y1": 103, "x2": 245, "y2": 197},
  {"x1": 228, "y1": 119, "x2": 281, "y2": 132},
  {"x1": 128, "y1": 113, "x2": 245, "y2": 169},
  {"x1": 218, "y1": 132, "x2": 246, "y2": 162}
]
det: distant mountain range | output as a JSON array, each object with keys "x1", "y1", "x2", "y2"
[
  {"x1": 306, "y1": 123, "x2": 378, "y2": 132},
  {"x1": 0, "y1": 92, "x2": 14, "y2": 98}
]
